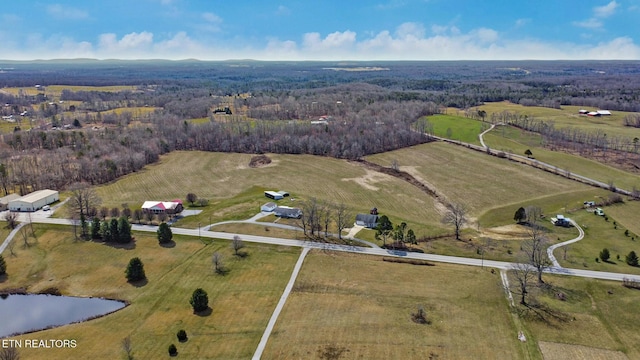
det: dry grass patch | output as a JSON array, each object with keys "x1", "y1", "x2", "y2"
[
  {"x1": 1, "y1": 225, "x2": 300, "y2": 359},
  {"x1": 366, "y1": 142, "x2": 593, "y2": 216},
  {"x1": 539, "y1": 342, "x2": 628, "y2": 360},
  {"x1": 263, "y1": 250, "x2": 525, "y2": 360},
  {"x1": 210, "y1": 223, "x2": 303, "y2": 239},
  {"x1": 95, "y1": 151, "x2": 440, "y2": 232}
]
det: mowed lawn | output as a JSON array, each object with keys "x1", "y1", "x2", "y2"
[
  {"x1": 263, "y1": 250, "x2": 525, "y2": 359},
  {"x1": 1, "y1": 225, "x2": 300, "y2": 359},
  {"x1": 95, "y1": 151, "x2": 441, "y2": 231},
  {"x1": 365, "y1": 142, "x2": 593, "y2": 218}
]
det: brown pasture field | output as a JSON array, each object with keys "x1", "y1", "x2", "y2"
[
  {"x1": 263, "y1": 250, "x2": 526, "y2": 359},
  {"x1": 538, "y1": 342, "x2": 628, "y2": 360},
  {"x1": 1, "y1": 224, "x2": 300, "y2": 359},
  {"x1": 513, "y1": 274, "x2": 640, "y2": 359},
  {"x1": 94, "y1": 151, "x2": 441, "y2": 234},
  {"x1": 365, "y1": 142, "x2": 593, "y2": 217}
]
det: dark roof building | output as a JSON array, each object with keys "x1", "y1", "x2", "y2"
[
  {"x1": 274, "y1": 206, "x2": 302, "y2": 219},
  {"x1": 355, "y1": 214, "x2": 379, "y2": 228}
]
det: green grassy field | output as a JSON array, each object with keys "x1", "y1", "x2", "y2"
[
  {"x1": 484, "y1": 128, "x2": 640, "y2": 191},
  {"x1": 476, "y1": 101, "x2": 640, "y2": 141},
  {"x1": 94, "y1": 151, "x2": 441, "y2": 234},
  {"x1": 1, "y1": 224, "x2": 300, "y2": 359},
  {"x1": 264, "y1": 250, "x2": 528, "y2": 359},
  {"x1": 424, "y1": 114, "x2": 485, "y2": 144}
]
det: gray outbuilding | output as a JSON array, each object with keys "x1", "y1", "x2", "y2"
[{"x1": 8, "y1": 189, "x2": 59, "y2": 212}]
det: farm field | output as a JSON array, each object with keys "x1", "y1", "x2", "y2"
[
  {"x1": 263, "y1": 250, "x2": 528, "y2": 359},
  {"x1": 423, "y1": 114, "x2": 485, "y2": 144},
  {"x1": 484, "y1": 128, "x2": 640, "y2": 191},
  {"x1": 514, "y1": 274, "x2": 640, "y2": 359},
  {"x1": 365, "y1": 142, "x2": 593, "y2": 218},
  {"x1": 94, "y1": 151, "x2": 441, "y2": 234},
  {"x1": 1, "y1": 224, "x2": 300, "y2": 359},
  {"x1": 475, "y1": 101, "x2": 640, "y2": 141}
]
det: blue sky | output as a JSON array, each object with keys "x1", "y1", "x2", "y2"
[{"x1": 0, "y1": 0, "x2": 639, "y2": 60}]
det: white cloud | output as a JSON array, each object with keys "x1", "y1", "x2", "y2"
[
  {"x1": 375, "y1": 0, "x2": 407, "y2": 10},
  {"x1": 202, "y1": 12, "x2": 222, "y2": 23},
  {"x1": 275, "y1": 5, "x2": 291, "y2": 16},
  {"x1": 514, "y1": 18, "x2": 530, "y2": 28},
  {"x1": 572, "y1": 19, "x2": 603, "y2": 29},
  {"x1": 2, "y1": 24, "x2": 639, "y2": 61},
  {"x1": 395, "y1": 22, "x2": 425, "y2": 39},
  {"x1": 302, "y1": 31, "x2": 357, "y2": 52},
  {"x1": 594, "y1": 1, "x2": 618, "y2": 17},
  {"x1": 46, "y1": 4, "x2": 89, "y2": 20}
]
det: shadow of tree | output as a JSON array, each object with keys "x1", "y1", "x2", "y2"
[
  {"x1": 128, "y1": 278, "x2": 148, "y2": 288},
  {"x1": 194, "y1": 307, "x2": 212, "y2": 317},
  {"x1": 160, "y1": 240, "x2": 176, "y2": 248}
]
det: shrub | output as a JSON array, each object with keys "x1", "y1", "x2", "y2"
[
  {"x1": 0, "y1": 254, "x2": 6, "y2": 276},
  {"x1": 157, "y1": 222, "x2": 173, "y2": 244},
  {"x1": 125, "y1": 257, "x2": 146, "y2": 282},
  {"x1": 177, "y1": 329, "x2": 188, "y2": 342},
  {"x1": 190, "y1": 288, "x2": 209, "y2": 313},
  {"x1": 168, "y1": 344, "x2": 177, "y2": 356},
  {"x1": 411, "y1": 305, "x2": 430, "y2": 324}
]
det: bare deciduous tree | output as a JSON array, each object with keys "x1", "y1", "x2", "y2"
[
  {"x1": 334, "y1": 203, "x2": 352, "y2": 240},
  {"x1": 522, "y1": 226, "x2": 552, "y2": 284},
  {"x1": 212, "y1": 251, "x2": 224, "y2": 274},
  {"x1": 524, "y1": 206, "x2": 542, "y2": 224},
  {"x1": 122, "y1": 336, "x2": 134, "y2": 360},
  {"x1": 231, "y1": 235, "x2": 245, "y2": 256},
  {"x1": 4, "y1": 212, "x2": 18, "y2": 229},
  {"x1": 441, "y1": 202, "x2": 467, "y2": 240},
  {"x1": 67, "y1": 183, "x2": 101, "y2": 238},
  {"x1": 510, "y1": 262, "x2": 535, "y2": 305}
]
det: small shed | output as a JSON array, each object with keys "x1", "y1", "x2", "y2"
[
  {"x1": 8, "y1": 189, "x2": 59, "y2": 212},
  {"x1": 0, "y1": 193, "x2": 20, "y2": 211},
  {"x1": 597, "y1": 110, "x2": 612, "y2": 116},
  {"x1": 355, "y1": 214, "x2": 379, "y2": 228},
  {"x1": 261, "y1": 202, "x2": 277, "y2": 212},
  {"x1": 264, "y1": 191, "x2": 284, "y2": 200},
  {"x1": 274, "y1": 206, "x2": 302, "y2": 219}
]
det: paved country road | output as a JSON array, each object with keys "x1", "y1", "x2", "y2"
[{"x1": 3, "y1": 215, "x2": 639, "y2": 283}]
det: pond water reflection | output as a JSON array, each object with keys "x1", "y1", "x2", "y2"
[{"x1": 0, "y1": 294, "x2": 126, "y2": 338}]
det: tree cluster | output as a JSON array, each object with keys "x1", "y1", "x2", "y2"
[{"x1": 94, "y1": 217, "x2": 132, "y2": 244}]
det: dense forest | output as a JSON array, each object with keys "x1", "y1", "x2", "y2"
[{"x1": 0, "y1": 60, "x2": 639, "y2": 193}]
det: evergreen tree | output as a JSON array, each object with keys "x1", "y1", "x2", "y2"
[
  {"x1": 0, "y1": 254, "x2": 6, "y2": 276},
  {"x1": 91, "y1": 217, "x2": 101, "y2": 239},
  {"x1": 101, "y1": 220, "x2": 112, "y2": 242},
  {"x1": 118, "y1": 217, "x2": 132, "y2": 243},
  {"x1": 110, "y1": 218, "x2": 119, "y2": 242},
  {"x1": 190, "y1": 288, "x2": 209, "y2": 313},
  {"x1": 375, "y1": 215, "x2": 393, "y2": 246},
  {"x1": 157, "y1": 222, "x2": 173, "y2": 244},
  {"x1": 125, "y1": 257, "x2": 145, "y2": 282},
  {"x1": 406, "y1": 229, "x2": 417, "y2": 245},
  {"x1": 599, "y1": 248, "x2": 611, "y2": 262},
  {"x1": 626, "y1": 251, "x2": 639, "y2": 267},
  {"x1": 514, "y1": 207, "x2": 527, "y2": 223}
]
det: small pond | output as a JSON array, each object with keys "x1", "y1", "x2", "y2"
[{"x1": 0, "y1": 294, "x2": 126, "y2": 338}]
